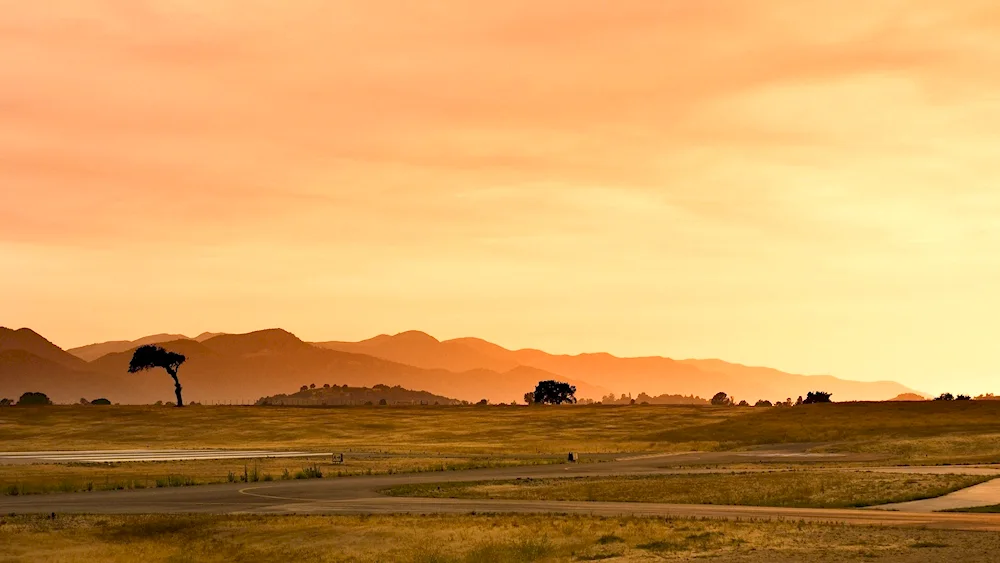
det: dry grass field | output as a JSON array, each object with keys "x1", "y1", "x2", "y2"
[
  {"x1": 652, "y1": 401, "x2": 1000, "y2": 464},
  {"x1": 3, "y1": 513, "x2": 1000, "y2": 563},
  {"x1": 0, "y1": 405, "x2": 742, "y2": 454},
  {"x1": 382, "y1": 471, "x2": 993, "y2": 508},
  {"x1": 8, "y1": 402, "x2": 1000, "y2": 457},
  {"x1": 0, "y1": 456, "x2": 562, "y2": 496},
  {"x1": 7, "y1": 402, "x2": 1000, "y2": 499}
]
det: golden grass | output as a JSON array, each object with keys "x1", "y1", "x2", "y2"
[
  {"x1": 652, "y1": 401, "x2": 1000, "y2": 452},
  {"x1": 382, "y1": 471, "x2": 993, "y2": 508},
  {"x1": 3, "y1": 513, "x2": 1000, "y2": 562},
  {"x1": 0, "y1": 405, "x2": 744, "y2": 454},
  {"x1": 0, "y1": 456, "x2": 561, "y2": 496}
]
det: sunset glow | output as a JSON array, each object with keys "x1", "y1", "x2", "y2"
[{"x1": 4, "y1": 1, "x2": 1000, "y2": 395}]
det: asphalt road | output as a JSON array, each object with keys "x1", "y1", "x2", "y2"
[{"x1": 4, "y1": 450, "x2": 1000, "y2": 530}]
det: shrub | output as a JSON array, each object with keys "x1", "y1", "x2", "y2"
[
  {"x1": 710, "y1": 392, "x2": 732, "y2": 406},
  {"x1": 17, "y1": 392, "x2": 52, "y2": 406},
  {"x1": 803, "y1": 391, "x2": 833, "y2": 404}
]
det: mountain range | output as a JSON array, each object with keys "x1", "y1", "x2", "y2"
[{"x1": 0, "y1": 326, "x2": 923, "y2": 404}]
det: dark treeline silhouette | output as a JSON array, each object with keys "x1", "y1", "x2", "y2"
[
  {"x1": 15, "y1": 391, "x2": 52, "y2": 406},
  {"x1": 128, "y1": 345, "x2": 187, "y2": 407},
  {"x1": 601, "y1": 392, "x2": 707, "y2": 406},
  {"x1": 258, "y1": 383, "x2": 461, "y2": 406},
  {"x1": 533, "y1": 380, "x2": 577, "y2": 405}
]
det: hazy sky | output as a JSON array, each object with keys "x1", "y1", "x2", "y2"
[{"x1": 4, "y1": 1, "x2": 1000, "y2": 395}]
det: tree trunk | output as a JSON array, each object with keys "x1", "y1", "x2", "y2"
[{"x1": 168, "y1": 368, "x2": 184, "y2": 407}]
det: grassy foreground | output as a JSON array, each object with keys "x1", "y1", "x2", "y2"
[
  {"x1": 1, "y1": 405, "x2": 742, "y2": 454},
  {"x1": 652, "y1": 401, "x2": 1000, "y2": 464},
  {"x1": 382, "y1": 471, "x2": 993, "y2": 509},
  {"x1": 9, "y1": 402, "x2": 1000, "y2": 460},
  {"x1": 0, "y1": 456, "x2": 561, "y2": 496},
  {"x1": 3, "y1": 513, "x2": 999, "y2": 562}
]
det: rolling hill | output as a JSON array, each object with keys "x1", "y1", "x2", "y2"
[
  {"x1": 318, "y1": 331, "x2": 923, "y2": 402},
  {"x1": 3, "y1": 328, "x2": 605, "y2": 404},
  {"x1": 5, "y1": 326, "x2": 923, "y2": 404},
  {"x1": 67, "y1": 332, "x2": 223, "y2": 362}
]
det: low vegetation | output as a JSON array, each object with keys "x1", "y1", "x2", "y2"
[
  {"x1": 3, "y1": 513, "x2": 1000, "y2": 562},
  {"x1": 0, "y1": 404, "x2": 744, "y2": 454},
  {"x1": 257, "y1": 383, "x2": 461, "y2": 406},
  {"x1": 0, "y1": 456, "x2": 562, "y2": 496},
  {"x1": 382, "y1": 471, "x2": 992, "y2": 508},
  {"x1": 650, "y1": 401, "x2": 1000, "y2": 462}
]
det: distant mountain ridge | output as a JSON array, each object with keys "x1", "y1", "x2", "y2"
[
  {"x1": 2, "y1": 326, "x2": 923, "y2": 404},
  {"x1": 316, "y1": 330, "x2": 923, "y2": 403},
  {"x1": 67, "y1": 332, "x2": 223, "y2": 362},
  {"x1": 2, "y1": 328, "x2": 605, "y2": 404}
]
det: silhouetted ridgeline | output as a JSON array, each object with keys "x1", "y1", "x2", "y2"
[
  {"x1": 2, "y1": 326, "x2": 924, "y2": 404},
  {"x1": 256, "y1": 383, "x2": 461, "y2": 406}
]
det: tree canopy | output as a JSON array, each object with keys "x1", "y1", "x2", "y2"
[
  {"x1": 17, "y1": 392, "x2": 52, "y2": 406},
  {"x1": 128, "y1": 345, "x2": 188, "y2": 407},
  {"x1": 533, "y1": 380, "x2": 577, "y2": 405},
  {"x1": 803, "y1": 391, "x2": 833, "y2": 404},
  {"x1": 710, "y1": 392, "x2": 733, "y2": 406}
]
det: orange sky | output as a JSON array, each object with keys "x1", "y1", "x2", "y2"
[{"x1": 3, "y1": 1, "x2": 1000, "y2": 395}]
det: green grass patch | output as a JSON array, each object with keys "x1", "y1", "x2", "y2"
[{"x1": 382, "y1": 471, "x2": 994, "y2": 508}]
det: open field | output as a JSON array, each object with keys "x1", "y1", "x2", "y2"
[
  {"x1": 382, "y1": 471, "x2": 994, "y2": 509},
  {"x1": 4, "y1": 513, "x2": 1000, "y2": 563},
  {"x1": 9, "y1": 402, "x2": 1000, "y2": 458},
  {"x1": 0, "y1": 456, "x2": 562, "y2": 496},
  {"x1": 0, "y1": 405, "x2": 743, "y2": 454},
  {"x1": 651, "y1": 401, "x2": 1000, "y2": 464},
  {"x1": 8, "y1": 402, "x2": 1000, "y2": 501}
]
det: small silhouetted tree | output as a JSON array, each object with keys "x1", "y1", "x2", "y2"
[
  {"x1": 0, "y1": 398, "x2": 12, "y2": 407},
  {"x1": 310, "y1": 383, "x2": 316, "y2": 389},
  {"x1": 534, "y1": 380, "x2": 577, "y2": 405},
  {"x1": 738, "y1": 400, "x2": 750, "y2": 407},
  {"x1": 79, "y1": 398, "x2": 89, "y2": 405},
  {"x1": 795, "y1": 396, "x2": 804, "y2": 406},
  {"x1": 477, "y1": 399, "x2": 489, "y2": 405},
  {"x1": 300, "y1": 385, "x2": 308, "y2": 392},
  {"x1": 803, "y1": 391, "x2": 832, "y2": 404},
  {"x1": 523, "y1": 392, "x2": 536, "y2": 405},
  {"x1": 378, "y1": 398, "x2": 387, "y2": 406},
  {"x1": 323, "y1": 383, "x2": 330, "y2": 389},
  {"x1": 755, "y1": 400, "x2": 773, "y2": 407},
  {"x1": 956, "y1": 394, "x2": 971, "y2": 401},
  {"x1": 128, "y1": 345, "x2": 187, "y2": 407},
  {"x1": 935, "y1": 393, "x2": 955, "y2": 401},
  {"x1": 91, "y1": 398, "x2": 111, "y2": 405},
  {"x1": 17, "y1": 392, "x2": 52, "y2": 406},
  {"x1": 710, "y1": 392, "x2": 731, "y2": 406}
]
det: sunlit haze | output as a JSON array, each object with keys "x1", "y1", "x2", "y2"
[{"x1": 4, "y1": 1, "x2": 1000, "y2": 396}]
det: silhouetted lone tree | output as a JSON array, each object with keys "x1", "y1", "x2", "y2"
[
  {"x1": 523, "y1": 392, "x2": 536, "y2": 406},
  {"x1": 129, "y1": 345, "x2": 187, "y2": 407},
  {"x1": 534, "y1": 380, "x2": 577, "y2": 405},
  {"x1": 935, "y1": 393, "x2": 955, "y2": 401},
  {"x1": 803, "y1": 391, "x2": 833, "y2": 404}
]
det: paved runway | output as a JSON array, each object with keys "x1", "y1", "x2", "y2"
[
  {"x1": 0, "y1": 450, "x2": 330, "y2": 464},
  {"x1": 4, "y1": 450, "x2": 1000, "y2": 530}
]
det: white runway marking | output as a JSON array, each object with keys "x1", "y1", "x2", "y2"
[{"x1": 0, "y1": 450, "x2": 331, "y2": 464}]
